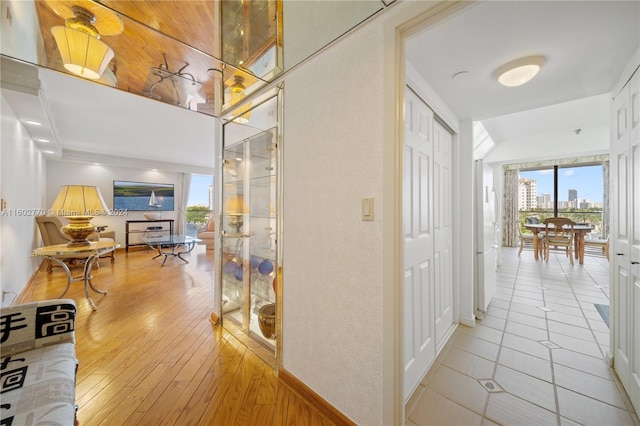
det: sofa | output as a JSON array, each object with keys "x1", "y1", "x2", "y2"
[
  {"x1": 0, "y1": 299, "x2": 77, "y2": 425},
  {"x1": 197, "y1": 215, "x2": 215, "y2": 251}
]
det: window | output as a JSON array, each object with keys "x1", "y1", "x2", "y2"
[
  {"x1": 186, "y1": 174, "x2": 213, "y2": 236},
  {"x1": 519, "y1": 164, "x2": 604, "y2": 235}
]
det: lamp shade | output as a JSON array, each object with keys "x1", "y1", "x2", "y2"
[
  {"x1": 223, "y1": 195, "x2": 248, "y2": 214},
  {"x1": 50, "y1": 185, "x2": 110, "y2": 217},
  {"x1": 51, "y1": 25, "x2": 114, "y2": 80},
  {"x1": 50, "y1": 185, "x2": 110, "y2": 246}
]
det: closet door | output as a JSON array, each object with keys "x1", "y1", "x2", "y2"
[
  {"x1": 403, "y1": 88, "x2": 435, "y2": 400},
  {"x1": 433, "y1": 120, "x2": 454, "y2": 348},
  {"x1": 612, "y1": 68, "x2": 640, "y2": 414}
]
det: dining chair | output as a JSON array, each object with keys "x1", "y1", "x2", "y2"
[
  {"x1": 584, "y1": 235, "x2": 609, "y2": 260},
  {"x1": 517, "y1": 226, "x2": 537, "y2": 257},
  {"x1": 543, "y1": 217, "x2": 575, "y2": 265}
]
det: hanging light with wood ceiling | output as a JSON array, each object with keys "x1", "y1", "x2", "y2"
[{"x1": 46, "y1": 0, "x2": 123, "y2": 80}]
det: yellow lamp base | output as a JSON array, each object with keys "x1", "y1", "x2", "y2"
[{"x1": 61, "y1": 216, "x2": 95, "y2": 246}]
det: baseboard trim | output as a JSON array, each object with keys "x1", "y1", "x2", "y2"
[
  {"x1": 278, "y1": 368, "x2": 356, "y2": 426},
  {"x1": 459, "y1": 315, "x2": 476, "y2": 328},
  {"x1": 15, "y1": 260, "x2": 46, "y2": 304}
]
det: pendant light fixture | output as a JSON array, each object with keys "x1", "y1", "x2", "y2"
[
  {"x1": 46, "y1": 0, "x2": 123, "y2": 80},
  {"x1": 494, "y1": 56, "x2": 546, "y2": 87}
]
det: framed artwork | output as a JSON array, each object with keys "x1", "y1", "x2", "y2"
[{"x1": 113, "y1": 180, "x2": 175, "y2": 211}]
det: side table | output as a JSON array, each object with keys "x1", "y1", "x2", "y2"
[{"x1": 32, "y1": 241, "x2": 120, "y2": 311}]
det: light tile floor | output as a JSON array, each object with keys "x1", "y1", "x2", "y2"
[{"x1": 406, "y1": 247, "x2": 640, "y2": 426}]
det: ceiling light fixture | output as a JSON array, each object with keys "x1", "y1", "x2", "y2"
[
  {"x1": 46, "y1": 1, "x2": 123, "y2": 80},
  {"x1": 25, "y1": 120, "x2": 42, "y2": 126},
  {"x1": 36, "y1": 138, "x2": 50, "y2": 143},
  {"x1": 494, "y1": 56, "x2": 545, "y2": 87}
]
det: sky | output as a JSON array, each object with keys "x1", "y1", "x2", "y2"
[
  {"x1": 188, "y1": 174, "x2": 214, "y2": 207},
  {"x1": 519, "y1": 165, "x2": 603, "y2": 202}
]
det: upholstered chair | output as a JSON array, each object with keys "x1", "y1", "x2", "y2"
[{"x1": 35, "y1": 216, "x2": 116, "y2": 272}]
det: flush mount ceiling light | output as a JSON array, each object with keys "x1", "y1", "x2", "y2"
[
  {"x1": 45, "y1": 0, "x2": 123, "y2": 80},
  {"x1": 494, "y1": 56, "x2": 546, "y2": 87}
]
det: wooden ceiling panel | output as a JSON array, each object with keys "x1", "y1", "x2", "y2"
[
  {"x1": 34, "y1": 0, "x2": 273, "y2": 116},
  {"x1": 99, "y1": 0, "x2": 220, "y2": 58}
]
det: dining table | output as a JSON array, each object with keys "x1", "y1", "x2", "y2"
[{"x1": 524, "y1": 223, "x2": 593, "y2": 265}]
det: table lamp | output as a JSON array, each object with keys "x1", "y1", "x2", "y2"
[
  {"x1": 223, "y1": 194, "x2": 248, "y2": 233},
  {"x1": 50, "y1": 185, "x2": 111, "y2": 246}
]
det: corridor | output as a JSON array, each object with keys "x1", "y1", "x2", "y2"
[{"x1": 406, "y1": 246, "x2": 639, "y2": 425}]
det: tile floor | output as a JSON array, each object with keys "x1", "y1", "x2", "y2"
[{"x1": 406, "y1": 247, "x2": 640, "y2": 426}]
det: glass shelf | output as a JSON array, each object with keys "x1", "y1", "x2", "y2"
[{"x1": 221, "y1": 123, "x2": 278, "y2": 352}]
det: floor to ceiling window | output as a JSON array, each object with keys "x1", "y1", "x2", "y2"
[
  {"x1": 186, "y1": 174, "x2": 213, "y2": 236},
  {"x1": 519, "y1": 163, "x2": 605, "y2": 236}
]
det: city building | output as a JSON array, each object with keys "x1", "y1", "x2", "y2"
[{"x1": 518, "y1": 178, "x2": 537, "y2": 210}]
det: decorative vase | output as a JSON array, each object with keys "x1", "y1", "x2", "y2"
[
  {"x1": 223, "y1": 259, "x2": 238, "y2": 275},
  {"x1": 258, "y1": 259, "x2": 274, "y2": 275},
  {"x1": 258, "y1": 303, "x2": 276, "y2": 338}
]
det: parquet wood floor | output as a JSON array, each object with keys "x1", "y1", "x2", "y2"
[{"x1": 21, "y1": 245, "x2": 336, "y2": 425}]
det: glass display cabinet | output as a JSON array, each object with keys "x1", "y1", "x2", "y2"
[{"x1": 221, "y1": 118, "x2": 278, "y2": 351}]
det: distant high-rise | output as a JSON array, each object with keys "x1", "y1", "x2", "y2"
[
  {"x1": 518, "y1": 178, "x2": 537, "y2": 210},
  {"x1": 568, "y1": 189, "x2": 577, "y2": 202},
  {"x1": 537, "y1": 193, "x2": 551, "y2": 209}
]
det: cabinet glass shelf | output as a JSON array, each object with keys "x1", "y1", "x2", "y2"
[{"x1": 221, "y1": 124, "x2": 278, "y2": 352}]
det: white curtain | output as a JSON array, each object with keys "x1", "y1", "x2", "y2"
[
  {"x1": 602, "y1": 160, "x2": 609, "y2": 238},
  {"x1": 503, "y1": 168, "x2": 519, "y2": 247},
  {"x1": 176, "y1": 173, "x2": 192, "y2": 235}
]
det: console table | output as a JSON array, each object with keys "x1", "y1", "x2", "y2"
[{"x1": 125, "y1": 219, "x2": 174, "y2": 252}]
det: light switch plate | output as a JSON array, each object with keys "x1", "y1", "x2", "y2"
[{"x1": 362, "y1": 198, "x2": 374, "y2": 221}]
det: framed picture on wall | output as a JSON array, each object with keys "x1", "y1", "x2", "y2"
[{"x1": 113, "y1": 180, "x2": 175, "y2": 211}]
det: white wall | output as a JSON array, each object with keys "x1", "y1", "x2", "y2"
[
  {"x1": 45, "y1": 161, "x2": 184, "y2": 243},
  {"x1": 281, "y1": 3, "x2": 476, "y2": 423},
  {"x1": 1, "y1": 95, "x2": 46, "y2": 306},
  {"x1": 282, "y1": 14, "x2": 385, "y2": 425}
]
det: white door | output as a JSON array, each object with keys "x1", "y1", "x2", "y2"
[
  {"x1": 403, "y1": 88, "x2": 435, "y2": 400},
  {"x1": 433, "y1": 120, "x2": 454, "y2": 347},
  {"x1": 612, "y1": 69, "x2": 640, "y2": 414}
]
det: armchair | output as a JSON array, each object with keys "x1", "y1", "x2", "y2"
[
  {"x1": 197, "y1": 214, "x2": 215, "y2": 251},
  {"x1": 35, "y1": 216, "x2": 116, "y2": 272}
]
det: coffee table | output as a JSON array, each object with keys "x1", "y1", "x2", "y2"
[{"x1": 143, "y1": 235, "x2": 201, "y2": 266}]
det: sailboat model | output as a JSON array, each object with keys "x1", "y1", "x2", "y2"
[{"x1": 149, "y1": 190, "x2": 162, "y2": 208}]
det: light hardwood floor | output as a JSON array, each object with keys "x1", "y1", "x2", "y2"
[{"x1": 20, "y1": 245, "x2": 337, "y2": 426}]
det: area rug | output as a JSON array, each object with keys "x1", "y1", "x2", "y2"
[{"x1": 594, "y1": 304, "x2": 610, "y2": 328}]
